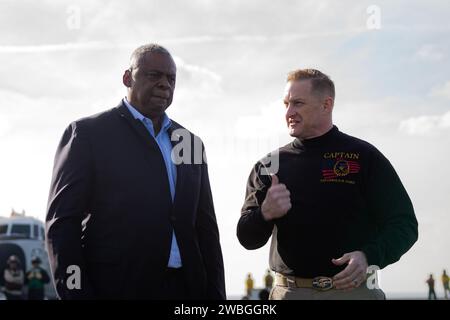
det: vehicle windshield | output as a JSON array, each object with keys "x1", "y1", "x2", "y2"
[
  {"x1": 10, "y1": 224, "x2": 31, "y2": 238},
  {"x1": 0, "y1": 224, "x2": 7, "y2": 235}
]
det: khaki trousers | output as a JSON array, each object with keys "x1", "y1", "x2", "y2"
[{"x1": 269, "y1": 284, "x2": 386, "y2": 300}]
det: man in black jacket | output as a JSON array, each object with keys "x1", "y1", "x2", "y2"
[
  {"x1": 46, "y1": 44, "x2": 225, "y2": 300},
  {"x1": 237, "y1": 69, "x2": 418, "y2": 299}
]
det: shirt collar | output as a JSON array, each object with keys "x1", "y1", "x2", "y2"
[
  {"x1": 123, "y1": 97, "x2": 172, "y2": 133},
  {"x1": 292, "y1": 125, "x2": 339, "y2": 149}
]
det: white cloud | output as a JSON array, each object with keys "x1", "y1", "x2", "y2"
[
  {"x1": 0, "y1": 41, "x2": 115, "y2": 53},
  {"x1": 0, "y1": 27, "x2": 366, "y2": 54},
  {"x1": 0, "y1": 116, "x2": 12, "y2": 138},
  {"x1": 414, "y1": 44, "x2": 445, "y2": 62},
  {"x1": 169, "y1": 57, "x2": 224, "y2": 124},
  {"x1": 235, "y1": 100, "x2": 284, "y2": 136},
  {"x1": 174, "y1": 56, "x2": 222, "y2": 83},
  {"x1": 430, "y1": 81, "x2": 450, "y2": 100},
  {"x1": 0, "y1": 89, "x2": 112, "y2": 138},
  {"x1": 399, "y1": 110, "x2": 450, "y2": 136}
]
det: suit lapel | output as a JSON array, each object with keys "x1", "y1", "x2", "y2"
[
  {"x1": 114, "y1": 102, "x2": 162, "y2": 153},
  {"x1": 115, "y1": 101, "x2": 175, "y2": 207},
  {"x1": 116, "y1": 101, "x2": 191, "y2": 211}
]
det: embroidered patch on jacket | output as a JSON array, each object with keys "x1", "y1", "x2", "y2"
[{"x1": 321, "y1": 152, "x2": 360, "y2": 184}]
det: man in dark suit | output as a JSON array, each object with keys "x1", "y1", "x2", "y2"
[{"x1": 46, "y1": 44, "x2": 226, "y2": 300}]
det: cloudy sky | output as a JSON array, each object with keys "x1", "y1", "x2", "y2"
[{"x1": 0, "y1": 0, "x2": 449, "y2": 298}]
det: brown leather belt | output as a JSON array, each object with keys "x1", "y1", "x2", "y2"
[{"x1": 275, "y1": 273, "x2": 334, "y2": 291}]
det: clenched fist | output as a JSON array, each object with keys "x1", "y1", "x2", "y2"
[{"x1": 261, "y1": 174, "x2": 292, "y2": 221}]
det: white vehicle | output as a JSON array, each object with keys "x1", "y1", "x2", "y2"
[{"x1": 0, "y1": 212, "x2": 57, "y2": 300}]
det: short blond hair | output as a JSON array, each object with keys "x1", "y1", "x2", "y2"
[{"x1": 287, "y1": 69, "x2": 335, "y2": 99}]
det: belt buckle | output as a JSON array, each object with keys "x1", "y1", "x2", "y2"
[
  {"x1": 286, "y1": 277, "x2": 297, "y2": 288},
  {"x1": 312, "y1": 277, "x2": 333, "y2": 291}
]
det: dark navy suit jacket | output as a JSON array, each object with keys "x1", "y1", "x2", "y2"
[{"x1": 46, "y1": 102, "x2": 225, "y2": 299}]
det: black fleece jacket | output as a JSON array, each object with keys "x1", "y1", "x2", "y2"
[{"x1": 237, "y1": 126, "x2": 418, "y2": 278}]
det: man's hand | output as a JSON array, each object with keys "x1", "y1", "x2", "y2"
[
  {"x1": 261, "y1": 174, "x2": 291, "y2": 221},
  {"x1": 332, "y1": 251, "x2": 368, "y2": 290}
]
